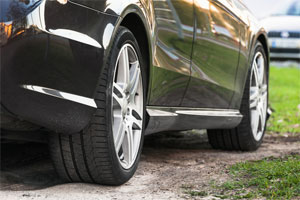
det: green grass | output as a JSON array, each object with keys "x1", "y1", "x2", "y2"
[
  {"x1": 268, "y1": 66, "x2": 300, "y2": 134},
  {"x1": 217, "y1": 155, "x2": 300, "y2": 200},
  {"x1": 182, "y1": 155, "x2": 300, "y2": 199},
  {"x1": 181, "y1": 184, "x2": 208, "y2": 197},
  {"x1": 182, "y1": 66, "x2": 300, "y2": 199}
]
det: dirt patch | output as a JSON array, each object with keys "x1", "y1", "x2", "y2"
[{"x1": 1, "y1": 130, "x2": 299, "y2": 199}]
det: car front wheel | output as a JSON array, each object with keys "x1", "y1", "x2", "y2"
[{"x1": 49, "y1": 26, "x2": 146, "y2": 185}]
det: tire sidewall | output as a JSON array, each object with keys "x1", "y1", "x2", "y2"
[{"x1": 105, "y1": 27, "x2": 146, "y2": 183}]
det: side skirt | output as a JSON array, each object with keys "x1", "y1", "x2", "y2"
[{"x1": 145, "y1": 106, "x2": 243, "y2": 135}]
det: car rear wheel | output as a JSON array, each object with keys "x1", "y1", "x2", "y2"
[
  {"x1": 207, "y1": 42, "x2": 268, "y2": 151},
  {"x1": 49, "y1": 26, "x2": 146, "y2": 185}
]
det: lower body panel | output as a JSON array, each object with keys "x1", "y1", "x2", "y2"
[{"x1": 145, "y1": 106, "x2": 243, "y2": 134}]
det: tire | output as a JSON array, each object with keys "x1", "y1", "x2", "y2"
[
  {"x1": 207, "y1": 42, "x2": 269, "y2": 151},
  {"x1": 49, "y1": 26, "x2": 146, "y2": 185}
]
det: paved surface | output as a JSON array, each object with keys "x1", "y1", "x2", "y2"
[{"x1": 1, "y1": 131, "x2": 300, "y2": 200}]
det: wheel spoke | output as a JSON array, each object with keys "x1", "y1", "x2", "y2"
[
  {"x1": 261, "y1": 84, "x2": 268, "y2": 94},
  {"x1": 257, "y1": 55, "x2": 265, "y2": 85},
  {"x1": 250, "y1": 99, "x2": 258, "y2": 109},
  {"x1": 126, "y1": 126, "x2": 134, "y2": 164},
  {"x1": 258, "y1": 99, "x2": 266, "y2": 129},
  {"x1": 250, "y1": 86, "x2": 259, "y2": 100},
  {"x1": 260, "y1": 85, "x2": 268, "y2": 128},
  {"x1": 250, "y1": 86, "x2": 259, "y2": 109},
  {"x1": 252, "y1": 61, "x2": 259, "y2": 87},
  {"x1": 129, "y1": 61, "x2": 139, "y2": 87},
  {"x1": 117, "y1": 46, "x2": 130, "y2": 86},
  {"x1": 113, "y1": 83, "x2": 125, "y2": 96},
  {"x1": 251, "y1": 110, "x2": 259, "y2": 134},
  {"x1": 261, "y1": 90, "x2": 268, "y2": 104},
  {"x1": 128, "y1": 62, "x2": 141, "y2": 102},
  {"x1": 114, "y1": 120, "x2": 126, "y2": 152}
]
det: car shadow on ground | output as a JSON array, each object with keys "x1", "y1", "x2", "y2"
[
  {"x1": 0, "y1": 130, "x2": 212, "y2": 191},
  {"x1": 0, "y1": 142, "x2": 63, "y2": 191}
]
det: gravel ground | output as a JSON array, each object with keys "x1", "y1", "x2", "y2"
[{"x1": 1, "y1": 130, "x2": 300, "y2": 200}]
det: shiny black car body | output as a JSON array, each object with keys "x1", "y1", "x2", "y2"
[{"x1": 1, "y1": 0, "x2": 269, "y2": 185}]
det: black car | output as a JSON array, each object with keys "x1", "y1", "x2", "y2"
[{"x1": 1, "y1": 0, "x2": 269, "y2": 185}]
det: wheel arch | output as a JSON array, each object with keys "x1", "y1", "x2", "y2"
[
  {"x1": 120, "y1": 14, "x2": 150, "y2": 93},
  {"x1": 230, "y1": 28, "x2": 270, "y2": 110},
  {"x1": 256, "y1": 32, "x2": 270, "y2": 71},
  {"x1": 114, "y1": 4, "x2": 153, "y2": 100},
  {"x1": 248, "y1": 29, "x2": 270, "y2": 73}
]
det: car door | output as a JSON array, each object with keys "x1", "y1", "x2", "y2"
[
  {"x1": 181, "y1": 0, "x2": 241, "y2": 109},
  {"x1": 149, "y1": 0, "x2": 194, "y2": 106}
]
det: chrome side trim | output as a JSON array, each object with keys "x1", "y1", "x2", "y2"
[
  {"x1": 175, "y1": 110, "x2": 241, "y2": 117},
  {"x1": 146, "y1": 108, "x2": 178, "y2": 117},
  {"x1": 22, "y1": 85, "x2": 97, "y2": 108},
  {"x1": 146, "y1": 106, "x2": 243, "y2": 135},
  {"x1": 147, "y1": 106, "x2": 242, "y2": 117}
]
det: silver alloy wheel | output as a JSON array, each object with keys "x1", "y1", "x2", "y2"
[
  {"x1": 249, "y1": 52, "x2": 268, "y2": 141},
  {"x1": 112, "y1": 43, "x2": 143, "y2": 169}
]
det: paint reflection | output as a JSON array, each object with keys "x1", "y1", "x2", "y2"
[
  {"x1": 150, "y1": 0, "x2": 194, "y2": 106},
  {"x1": 182, "y1": 0, "x2": 241, "y2": 108}
]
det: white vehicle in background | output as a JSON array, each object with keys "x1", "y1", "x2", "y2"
[{"x1": 261, "y1": 0, "x2": 300, "y2": 60}]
